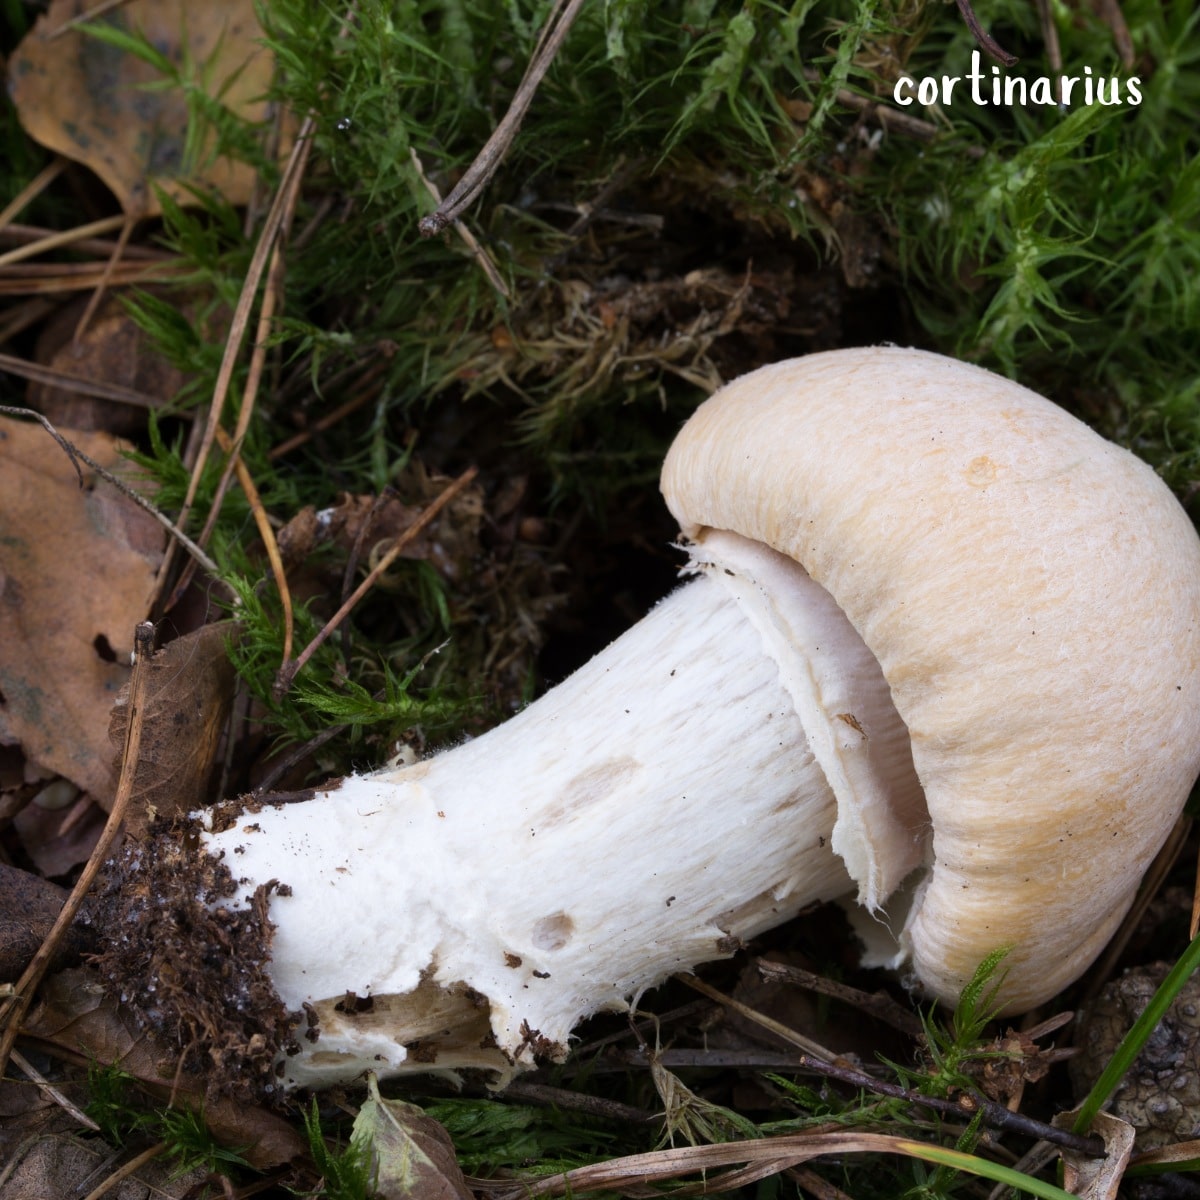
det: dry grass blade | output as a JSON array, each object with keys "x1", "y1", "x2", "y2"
[
  {"x1": 678, "y1": 974, "x2": 837, "y2": 1060},
  {"x1": 0, "y1": 260, "x2": 182, "y2": 295},
  {"x1": 0, "y1": 215, "x2": 130, "y2": 268},
  {"x1": 0, "y1": 158, "x2": 67, "y2": 229},
  {"x1": 157, "y1": 113, "x2": 316, "y2": 610},
  {"x1": 0, "y1": 622, "x2": 156, "y2": 1078},
  {"x1": 9, "y1": 1046, "x2": 101, "y2": 1131},
  {"x1": 214, "y1": 424, "x2": 294, "y2": 660},
  {"x1": 483, "y1": 1129, "x2": 1075, "y2": 1199},
  {"x1": 78, "y1": 1143, "x2": 167, "y2": 1200},
  {"x1": 0, "y1": 351, "x2": 164, "y2": 409}
]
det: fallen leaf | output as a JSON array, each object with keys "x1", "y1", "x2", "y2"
[
  {"x1": 0, "y1": 862, "x2": 96, "y2": 983},
  {"x1": 12, "y1": 793, "x2": 106, "y2": 878},
  {"x1": 8, "y1": 0, "x2": 280, "y2": 217},
  {"x1": 29, "y1": 293, "x2": 189, "y2": 436},
  {"x1": 26, "y1": 967, "x2": 306, "y2": 1169},
  {"x1": 1054, "y1": 1107, "x2": 1137, "y2": 1200},
  {"x1": 108, "y1": 622, "x2": 236, "y2": 837},
  {"x1": 353, "y1": 1073, "x2": 473, "y2": 1200},
  {"x1": 0, "y1": 417, "x2": 163, "y2": 806},
  {"x1": 0, "y1": 1133, "x2": 206, "y2": 1200}
]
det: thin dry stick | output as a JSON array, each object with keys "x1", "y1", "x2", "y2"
[
  {"x1": 0, "y1": 222, "x2": 167, "y2": 260},
  {"x1": 79, "y1": 1143, "x2": 168, "y2": 1200},
  {"x1": 677, "y1": 974, "x2": 837, "y2": 1061},
  {"x1": 154, "y1": 113, "x2": 316, "y2": 612},
  {"x1": 9, "y1": 1047, "x2": 101, "y2": 1131},
  {"x1": 0, "y1": 622, "x2": 156, "y2": 1079},
  {"x1": 0, "y1": 354, "x2": 161, "y2": 409},
  {"x1": 48, "y1": 0, "x2": 132, "y2": 38},
  {"x1": 71, "y1": 211, "x2": 137, "y2": 344},
  {"x1": 0, "y1": 215, "x2": 129, "y2": 268},
  {"x1": 267, "y1": 364, "x2": 385, "y2": 459},
  {"x1": 1033, "y1": 0, "x2": 1064, "y2": 103},
  {"x1": 786, "y1": 1164, "x2": 857, "y2": 1200},
  {"x1": 408, "y1": 147, "x2": 510, "y2": 298},
  {"x1": 418, "y1": 0, "x2": 589, "y2": 236},
  {"x1": 0, "y1": 406, "x2": 221, "y2": 577},
  {"x1": 0, "y1": 259, "x2": 180, "y2": 296},
  {"x1": 1092, "y1": 0, "x2": 1135, "y2": 68},
  {"x1": 955, "y1": 0, "x2": 1018, "y2": 65},
  {"x1": 755, "y1": 957, "x2": 925, "y2": 1037},
  {"x1": 192, "y1": 222, "x2": 297, "y2": 561},
  {"x1": 274, "y1": 465, "x2": 478, "y2": 695},
  {"x1": 0, "y1": 159, "x2": 67, "y2": 229},
  {"x1": 213, "y1": 425, "x2": 294, "y2": 661}
]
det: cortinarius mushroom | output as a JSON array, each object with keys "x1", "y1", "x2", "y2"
[{"x1": 192, "y1": 347, "x2": 1200, "y2": 1090}]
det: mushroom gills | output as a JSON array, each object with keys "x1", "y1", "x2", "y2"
[
  {"x1": 689, "y1": 529, "x2": 930, "y2": 913},
  {"x1": 203, "y1": 535, "x2": 928, "y2": 1088}
]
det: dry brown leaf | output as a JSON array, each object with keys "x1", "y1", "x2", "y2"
[
  {"x1": 107, "y1": 622, "x2": 236, "y2": 836},
  {"x1": 0, "y1": 1134, "x2": 205, "y2": 1200},
  {"x1": 1054, "y1": 1107, "x2": 1137, "y2": 1200},
  {"x1": 29, "y1": 293, "x2": 190, "y2": 436},
  {"x1": 0, "y1": 862, "x2": 95, "y2": 984},
  {"x1": 12, "y1": 793, "x2": 107, "y2": 878},
  {"x1": 26, "y1": 967, "x2": 306, "y2": 1169},
  {"x1": 8, "y1": 0, "x2": 280, "y2": 217},
  {"x1": 0, "y1": 416, "x2": 163, "y2": 806}
]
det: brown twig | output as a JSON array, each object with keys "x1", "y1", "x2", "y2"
[
  {"x1": 267, "y1": 363, "x2": 386, "y2": 459},
  {"x1": 781, "y1": 1052, "x2": 1103, "y2": 1156},
  {"x1": 678, "y1": 975, "x2": 839, "y2": 1061},
  {"x1": 0, "y1": 622, "x2": 156, "y2": 1079},
  {"x1": 79, "y1": 1142, "x2": 168, "y2": 1200},
  {"x1": 755, "y1": 957, "x2": 926, "y2": 1038},
  {"x1": 418, "y1": 0, "x2": 589, "y2": 236},
  {"x1": 1034, "y1": 0, "x2": 1063, "y2": 103},
  {"x1": 72, "y1": 211, "x2": 137, "y2": 344},
  {"x1": 1092, "y1": 0, "x2": 1135, "y2": 68},
  {"x1": 0, "y1": 223, "x2": 168, "y2": 260},
  {"x1": 954, "y1": 0, "x2": 1018, "y2": 65},
  {"x1": 8, "y1": 1047, "x2": 101, "y2": 1131},
  {"x1": 409, "y1": 148, "x2": 510, "y2": 298},
  {"x1": 0, "y1": 259, "x2": 181, "y2": 296},
  {"x1": 273, "y1": 465, "x2": 478, "y2": 696}
]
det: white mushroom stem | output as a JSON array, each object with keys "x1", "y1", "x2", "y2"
[{"x1": 203, "y1": 531, "x2": 928, "y2": 1090}]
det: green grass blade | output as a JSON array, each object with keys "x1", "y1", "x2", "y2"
[
  {"x1": 893, "y1": 1139, "x2": 1077, "y2": 1200},
  {"x1": 1073, "y1": 933, "x2": 1200, "y2": 1135}
]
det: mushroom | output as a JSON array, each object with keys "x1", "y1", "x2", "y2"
[{"x1": 191, "y1": 346, "x2": 1200, "y2": 1090}]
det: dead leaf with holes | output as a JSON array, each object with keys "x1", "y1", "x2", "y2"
[
  {"x1": 8, "y1": 0, "x2": 280, "y2": 217},
  {"x1": 0, "y1": 416, "x2": 162, "y2": 807}
]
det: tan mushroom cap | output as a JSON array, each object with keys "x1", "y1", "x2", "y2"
[{"x1": 661, "y1": 346, "x2": 1200, "y2": 1012}]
